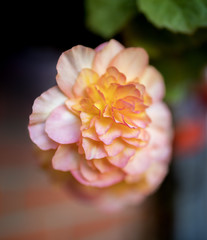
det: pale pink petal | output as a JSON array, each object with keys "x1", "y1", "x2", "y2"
[
  {"x1": 147, "y1": 102, "x2": 172, "y2": 131},
  {"x1": 146, "y1": 163, "x2": 168, "y2": 188},
  {"x1": 139, "y1": 66, "x2": 165, "y2": 102},
  {"x1": 56, "y1": 46, "x2": 95, "y2": 98},
  {"x1": 143, "y1": 127, "x2": 172, "y2": 163},
  {"x1": 93, "y1": 39, "x2": 124, "y2": 76},
  {"x1": 148, "y1": 126, "x2": 171, "y2": 148},
  {"x1": 28, "y1": 123, "x2": 58, "y2": 150},
  {"x1": 95, "y1": 42, "x2": 108, "y2": 52},
  {"x1": 28, "y1": 86, "x2": 67, "y2": 150},
  {"x1": 80, "y1": 160, "x2": 98, "y2": 182},
  {"x1": 82, "y1": 138, "x2": 107, "y2": 160},
  {"x1": 149, "y1": 144, "x2": 172, "y2": 164},
  {"x1": 109, "y1": 48, "x2": 148, "y2": 82},
  {"x1": 29, "y1": 86, "x2": 67, "y2": 125},
  {"x1": 93, "y1": 159, "x2": 114, "y2": 173},
  {"x1": 107, "y1": 147, "x2": 135, "y2": 168},
  {"x1": 45, "y1": 105, "x2": 81, "y2": 144},
  {"x1": 71, "y1": 169, "x2": 124, "y2": 188},
  {"x1": 52, "y1": 144, "x2": 80, "y2": 171}
]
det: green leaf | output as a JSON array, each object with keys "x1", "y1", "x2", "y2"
[
  {"x1": 85, "y1": 0, "x2": 136, "y2": 38},
  {"x1": 137, "y1": 0, "x2": 207, "y2": 34}
]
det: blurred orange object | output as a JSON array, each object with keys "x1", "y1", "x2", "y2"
[{"x1": 174, "y1": 118, "x2": 205, "y2": 155}]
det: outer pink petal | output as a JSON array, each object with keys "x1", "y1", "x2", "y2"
[
  {"x1": 139, "y1": 66, "x2": 165, "y2": 102},
  {"x1": 82, "y1": 138, "x2": 107, "y2": 160},
  {"x1": 71, "y1": 169, "x2": 124, "y2": 188},
  {"x1": 145, "y1": 163, "x2": 168, "y2": 189},
  {"x1": 145, "y1": 127, "x2": 172, "y2": 163},
  {"x1": 109, "y1": 48, "x2": 148, "y2": 82},
  {"x1": 147, "y1": 102, "x2": 172, "y2": 131},
  {"x1": 56, "y1": 46, "x2": 95, "y2": 98},
  {"x1": 95, "y1": 42, "x2": 108, "y2": 52},
  {"x1": 93, "y1": 39, "x2": 124, "y2": 76},
  {"x1": 28, "y1": 123, "x2": 58, "y2": 150},
  {"x1": 45, "y1": 105, "x2": 81, "y2": 144},
  {"x1": 28, "y1": 86, "x2": 67, "y2": 150},
  {"x1": 52, "y1": 144, "x2": 80, "y2": 171},
  {"x1": 29, "y1": 86, "x2": 67, "y2": 124}
]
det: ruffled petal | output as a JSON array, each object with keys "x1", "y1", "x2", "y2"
[
  {"x1": 109, "y1": 48, "x2": 148, "y2": 82},
  {"x1": 139, "y1": 66, "x2": 165, "y2": 102},
  {"x1": 107, "y1": 147, "x2": 135, "y2": 168},
  {"x1": 71, "y1": 169, "x2": 124, "y2": 188},
  {"x1": 98, "y1": 126, "x2": 122, "y2": 145},
  {"x1": 28, "y1": 86, "x2": 67, "y2": 150},
  {"x1": 82, "y1": 127, "x2": 99, "y2": 141},
  {"x1": 82, "y1": 138, "x2": 107, "y2": 160},
  {"x1": 45, "y1": 105, "x2": 81, "y2": 144},
  {"x1": 52, "y1": 144, "x2": 80, "y2": 171},
  {"x1": 93, "y1": 159, "x2": 114, "y2": 173},
  {"x1": 123, "y1": 149, "x2": 150, "y2": 175},
  {"x1": 93, "y1": 39, "x2": 124, "y2": 76},
  {"x1": 73, "y1": 68, "x2": 99, "y2": 97},
  {"x1": 104, "y1": 139, "x2": 125, "y2": 157},
  {"x1": 80, "y1": 160, "x2": 99, "y2": 182},
  {"x1": 94, "y1": 117, "x2": 112, "y2": 135},
  {"x1": 56, "y1": 46, "x2": 95, "y2": 97}
]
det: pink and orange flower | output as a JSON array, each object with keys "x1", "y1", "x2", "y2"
[{"x1": 28, "y1": 40, "x2": 173, "y2": 209}]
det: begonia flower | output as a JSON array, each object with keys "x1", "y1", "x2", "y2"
[{"x1": 28, "y1": 39, "x2": 173, "y2": 209}]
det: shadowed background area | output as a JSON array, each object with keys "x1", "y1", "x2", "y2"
[{"x1": 0, "y1": 2, "x2": 207, "y2": 240}]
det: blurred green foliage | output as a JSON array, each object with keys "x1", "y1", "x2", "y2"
[
  {"x1": 85, "y1": 0, "x2": 207, "y2": 103},
  {"x1": 85, "y1": 0, "x2": 136, "y2": 38},
  {"x1": 137, "y1": 0, "x2": 207, "y2": 34}
]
